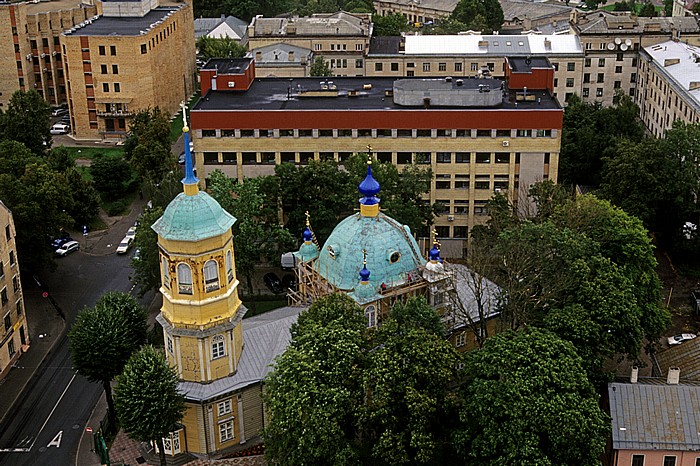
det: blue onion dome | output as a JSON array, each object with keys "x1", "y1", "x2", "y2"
[
  {"x1": 429, "y1": 243, "x2": 441, "y2": 262},
  {"x1": 302, "y1": 226, "x2": 313, "y2": 243},
  {"x1": 359, "y1": 163, "x2": 380, "y2": 206},
  {"x1": 359, "y1": 263, "x2": 371, "y2": 282}
]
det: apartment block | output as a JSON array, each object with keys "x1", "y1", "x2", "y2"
[
  {"x1": 191, "y1": 57, "x2": 562, "y2": 258},
  {"x1": 637, "y1": 40, "x2": 700, "y2": 138},
  {"x1": 61, "y1": 0, "x2": 196, "y2": 140},
  {"x1": 247, "y1": 12, "x2": 372, "y2": 77},
  {"x1": 0, "y1": 0, "x2": 100, "y2": 110},
  {"x1": 0, "y1": 201, "x2": 29, "y2": 381}
]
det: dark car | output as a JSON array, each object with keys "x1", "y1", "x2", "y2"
[
  {"x1": 282, "y1": 274, "x2": 297, "y2": 291},
  {"x1": 50, "y1": 232, "x2": 73, "y2": 250},
  {"x1": 263, "y1": 273, "x2": 283, "y2": 294}
]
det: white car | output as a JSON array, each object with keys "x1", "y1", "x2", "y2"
[
  {"x1": 116, "y1": 236, "x2": 134, "y2": 254},
  {"x1": 55, "y1": 240, "x2": 79, "y2": 256},
  {"x1": 668, "y1": 333, "x2": 697, "y2": 345},
  {"x1": 50, "y1": 123, "x2": 70, "y2": 135},
  {"x1": 125, "y1": 226, "x2": 137, "y2": 239}
]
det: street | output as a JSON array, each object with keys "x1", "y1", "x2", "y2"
[{"x1": 0, "y1": 242, "x2": 145, "y2": 465}]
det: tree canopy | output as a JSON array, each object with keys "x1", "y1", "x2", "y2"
[
  {"x1": 69, "y1": 292, "x2": 148, "y2": 428},
  {"x1": 0, "y1": 90, "x2": 52, "y2": 155},
  {"x1": 114, "y1": 345, "x2": 186, "y2": 466},
  {"x1": 196, "y1": 36, "x2": 248, "y2": 59},
  {"x1": 372, "y1": 13, "x2": 410, "y2": 36},
  {"x1": 123, "y1": 108, "x2": 174, "y2": 184},
  {"x1": 450, "y1": 0, "x2": 503, "y2": 33},
  {"x1": 455, "y1": 328, "x2": 609, "y2": 465},
  {"x1": 310, "y1": 56, "x2": 333, "y2": 76}
]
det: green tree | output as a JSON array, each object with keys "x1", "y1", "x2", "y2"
[
  {"x1": 663, "y1": 0, "x2": 673, "y2": 16},
  {"x1": 450, "y1": 0, "x2": 503, "y2": 33},
  {"x1": 310, "y1": 56, "x2": 333, "y2": 76},
  {"x1": 114, "y1": 345, "x2": 186, "y2": 466},
  {"x1": 89, "y1": 155, "x2": 135, "y2": 201},
  {"x1": 69, "y1": 292, "x2": 148, "y2": 429},
  {"x1": 372, "y1": 13, "x2": 410, "y2": 36},
  {"x1": 639, "y1": 1, "x2": 657, "y2": 16},
  {"x1": 263, "y1": 294, "x2": 368, "y2": 465},
  {"x1": 0, "y1": 90, "x2": 51, "y2": 155},
  {"x1": 64, "y1": 167, "x2": 100, "y2": 228},
  {"x1": 363, "y1": 298, "x2": 457, "y2": 464},
  {"x1": 693, "y1": 2, "x2": 700, "y2": 14},
  {"x1": 196, "y1": 35, "x2": 248, "y2": 59},
  {"x1": 455, "y1": 328, "x2": 609, "y2": 465},
  {"x1": 131, "y1": 206, "x2": 165, "y2": 296},
  {"x1": 124, "y1": 108, "x2": 173, "y2": 184}
]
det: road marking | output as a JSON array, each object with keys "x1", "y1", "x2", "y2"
[
  {"x1": 26, "y1": 372, "x2": 77, "y2": 451},
  {"x1": 47, "y1": 431, "x2": 62, "y2": 448},
  {"x1": 0, "y1": 447, "x2": 30, "y2": 452}
]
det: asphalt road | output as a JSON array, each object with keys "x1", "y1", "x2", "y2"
[{"x1": 0, "y1": 248, "x2": 140, "y2": 465}]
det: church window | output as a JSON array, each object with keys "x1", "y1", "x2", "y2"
[
  {"x1": 204, "y1": 260, "x2": 220, "y2": 292},
  {"x1": 226, "y1": 251, "x2": 234, "y2": 282},
  {"x1": 212, "y1": 335, "x2": 225, "y2": 359},
  {"x1": 177, "y1": 263, "x2": 193, "y2": 294},
  {"x1": 162, "y1": 257, "x2": 170, "y2": 288},
  {"x1": 365, "y1": 305, "x2": 376, "y2": 328}
]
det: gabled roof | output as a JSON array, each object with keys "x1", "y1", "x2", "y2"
[
  {"x1": 574, "y1": 10, "x2": 700, "y2": 35},
  {"x1": 252, "y1": 42, "x2": 313, "y2": 65},
  {"x1": 375, "y1": 0, "x2": 458, "y2": 13},
  {"x1": 178, "y1": 306, "x2": 303, "y2": 401},
  {"x1": 194, "y1": 15, "x2": 248, "y2": 39},
  {"x1": 609, "y1": 380, "x2": 700, "y2": 451},
  {"x1": 501, "y1": 0, "x2": 574, "y2": 22}
]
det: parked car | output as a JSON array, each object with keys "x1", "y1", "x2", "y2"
[
  {"x1": 116, "y1": 236, "x2": 134, "y2": 254},
  {"x1": 125, "y1": 226, "x2": 137, "y2": 239},
  {"x1": 51, "y1": 107, "x2": 68, "y2": 117},
  {"x1": 263, "y1": 273, "x2": 283, "y2": 294},
  {"x1": 55, "y1": 240, "x2": 80, "y2": 256},
  {"x1": 668, "y1": 333, "x2": 697, "y2": 345},
  {"x1": 50, "y1": 232, "x2": 72, "y2": 250},
  {"x1": 50, "y1": 123, "x2": 70, "y2": 135},
  {"x1": 60, "y1": 115, "x2": 71, "y2": 124}
]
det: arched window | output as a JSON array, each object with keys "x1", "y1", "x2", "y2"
[
  {"x1": 162, "y1": 257, "x2": 170, "y2": 288},
  {"x1": 177, "y1": 263, "x2": 193, "y2": 294},
  {"x1": 211, "y1": 334, "x2": 225, "y2": 359},
  {"x1": 226, "y1": 250, "x2": 234, "y2": 283},
  {"x1": 365, "y1": 305, "x2": 376, "y2": 328},
  {"x1": 204, "y1": 259, "x2": 219, "y2": 292}
]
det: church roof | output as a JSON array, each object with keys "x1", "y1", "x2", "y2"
[
  {"x1": 151, "y1": 191, "x2": 236, "y2": 241},
  {"x1": 314, "y1": 212, "x2": 422, "y2": 292}
]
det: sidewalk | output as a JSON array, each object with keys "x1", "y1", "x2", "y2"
[{"x1": 0, "y1": 278, "x2": 66, "y2": 424}]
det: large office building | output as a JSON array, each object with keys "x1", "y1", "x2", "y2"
[
  {"x1": 191, "y1": 56, "x2": 562, "y2": 258},
  {"x1": 636, "y1": 40, "x2": 700, "y2": 138},
  {"x1": 0, "y1": 0, "x2": 100, "y2": 110},
  {"x1": 61, "y1": 0, "x2": 196, "y2": 140},
  {"x1": 0, "y1": 201, "x2": 29, "y2": 381}
]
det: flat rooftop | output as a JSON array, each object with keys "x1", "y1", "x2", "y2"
[
  {"x1": 644, "y1": 40, "x2": 700, "y2": 110},
  {"x1": 64, "y1": 6, "x2": 182, "y2": 36},
  {"x1": 192, "y1": 76, "x2": 560, "y2": 111},
  {"x1": 509, "y1": 56, "x2": 552, "y2": 72},
  {"x1": 202, "y1": 58, "x2": 251, "y2": 74}
]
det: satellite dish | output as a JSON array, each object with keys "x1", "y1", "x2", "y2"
[
  {"x1": 615, "y1": 37, "x2": 622, "y2": 45},
  {"x1": 625, "y1": 38, "x2": 632, "y2": 46},
  {"x1": 607, "y1": 42, "x2": 616, "y2": 50},
  {"x1": 620, "y1": 44, "x2": 629, "y2": 51}
]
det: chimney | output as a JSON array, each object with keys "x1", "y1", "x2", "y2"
[
  {"x1": 667, "y1": 367, "x2": 680, "y2": 384},
  {"x1": 631, "y1": 366, "x2": 639, "y2": 383},
  {"x1": 255, "y1": 51, "x2": 262, "y2": 61},
  {"x1": 288, "y1": 50, "x2": 295, "y2": 61}
]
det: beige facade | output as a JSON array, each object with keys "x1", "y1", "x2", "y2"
[
  {"x1": 373, "y1": 0, "x2": 457, "y2": 24},
  {"x1": 61, "y1": 0, "x2": 196, "y2": 140},
  {"x1": 636, "y1": 40, "x2": 700, "y2": 138},
  {"x1": 0, "y1": 201, "x2": 29, "y2": 381},
  {"x1": 248, "y1": 12, "x2": 372, "y2": 77},
  {"x1": 0, "y1": 0, "x2": 100, "y2": 110}
]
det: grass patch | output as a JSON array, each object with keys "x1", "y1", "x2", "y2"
[
  {"x1": 61, "y1": 146, "x2": 124, "y2": 162},
  {"x1": 242, "y1": 297, "x2": 288, "y2": 318}
]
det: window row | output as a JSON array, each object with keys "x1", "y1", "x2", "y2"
[
  {"x1": 199, "y1": 128, "x2": 555, "y2": 139},
  {"x1": 162, "y1": 252, "x2": 234, "y2": 295}
]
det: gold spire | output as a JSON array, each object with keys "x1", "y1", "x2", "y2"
[{"x1": 362, "y1": 249, "x2": 367, "y2": 265}]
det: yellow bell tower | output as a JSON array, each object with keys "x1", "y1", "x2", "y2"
[{"x1": 152, "y1": 113, "x2": 246, "y2": 456}]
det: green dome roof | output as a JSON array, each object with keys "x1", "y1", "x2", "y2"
[
  {"x1": 315, "y1": 212, "x2": 422, "y2": 291},
  {"x1": 152, "y1": 191, "x2": 236, "y2": 241}
]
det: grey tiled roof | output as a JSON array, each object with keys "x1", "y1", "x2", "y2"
[
  {"x1": 656, "y1": 337, "x2": 700, "y2": 381},
  {"x1": 374, "y1": 0, "x2": 459, "y2": 13},
  {"x1": 609, "y1": 380, "x2": 700, "y2": 451},
  {"x1": 575, "y1": 10, "x2": 700, "y2": 35},
  {"x1": 253, "y1": 11, "x2": 370, "y2": 37},
  {"x1": 501, "y1": 0, "x2": 574, "y2": 22},
  {"x1": 179, "y1": 306, "x2": 302, "y2": 401},
  {"x1": 194, "y1": 15, "x2": 248, "y2": 39}
]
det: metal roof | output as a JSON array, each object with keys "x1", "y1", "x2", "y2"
[
  {"x1": 65, "y1": 6, "x2": 181, "y2": 36},
  {"x1": 643, "y1": 40, "x2": 700, "y2": 111},
  {"x1": 609, "y1": 380, "x2": 700, "y2": 451},
  {"x1": 252, "y1": 11, "x2": 370, "y2": 37},
  {"x1": 402, "y1": 34, "x2": 582, "y2": 56},
  {"x1": 152, "y1": 191, "x2": 236, "y2": 242},
  {"x1": 501, "y1": 0, "x2": 574, "y2": 22},
  {"x1": 178, "y1": 306, "x2": 302, "y2": 401},
  {"x1": 194, "y1": 15, "x2": 248, "y2": 39}
]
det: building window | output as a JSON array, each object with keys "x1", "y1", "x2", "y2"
[
  {"x1": 438, "y1": 62, "x2": 446, "y2": 71},
  {"x1": 495, "y1": 153, "x2": 510, "y2": 163},
  {"x1": 355, "y1": 59, "x2": 362, "y2": 68},
  {"x1": 567, "y1": 62, "x2": 575, "y2": 71},
  {"x1": 615, "y1": 66, "x2": 622, "y2": 73},
  {"x1": 204, "y1": 260, "x2": 219, "y2": 292},
  {"x1": 407, "y1": 70, "x2": 414, "y2": 77},
  {"x1": 614, "y1": 81, "x2": 621, "y2": 89},
  {"x1": 5, "y1": 225, "x2": 10, "y2": 241},
  {"x1": 391, "y1": 62, "x2": 398, "y2": 71},
  {"x1": 110, "y1": 45, "x2": 116, "y2": 56},
  {"x1": 475, "y1": 152, "x2": 490, "y2": 163},
  {"x1": 422, "y1": 63, "x2": 430, "y2": 72},
  {"x1": 9, "y1": 251, "x2": 14, "y2": 266},
  {"x1": 552, "y1": 62, "x2": 559, "y2": 71},
  {"x1": 167, "y1": 336, "x2": 173, "y2": 354},
  {"x1": 365, "y1": 305, "x2": 376, "y2": 328},
  {"x1": 453, "y1": 226, "x2": 468, "y2": 237},
  {"x1": 455, "y1": 152, "x2": 469, "y2": 163},
  {"x1": 631, "y1": 455, "x2": 644, "y2": 466},
  {"x1": 566, "y1": 78, "x2": 574, "y2": 87},
  {"x1": 226, "y1": 250, "x2": 234, "y2": 282},
  {"x1": 218, "y1": 399, "x2": 232, "y2": 416},
  {"x1": 102, "y1": 83, "x2": 109, "y2": 92},
  {"x1": 375, "y1": 63, "x2": 382, "y2": 72},
  {"x1": 456, "y1": 332, "x2": 466, "y2": 347},
  {"x1": 584, "y1": 58, "x2": 591, "y2": 67},
  {"x1": 597, "y1": 73, "x2": 604, "y2": 83},
  {"x1": 582, "y1": 88, "x2": 589, "y2": 97},
  {"x1": 616, "y1": 52, "x2": 624, "y2": 61},
  {"x1": 596, "y1": 88, "x2": 603, "y2": 97},
  {"x1": 12, "y1": 275, "x2": 19, "y2": 292},
  {"x1": 162, "y1": 258, "x2": 170, "y2": 287},
  {"x1": 212, "y1": 334, "x2": 225, "y2": 359},
  {"x1": 630, "y1": 73, "x2": 636, "y2": 83},
  {"x1": 16, "y1": 300, "x2": 22, "y2": 317},
  {"x1": 454, "y1": 62, "x2": 462, "y2": 72},
  {"x1": 177, "y1": 263, "x2": 192, "y2": 294},
  {"x1": 141, "y1": 44, "x2": 147, "y2": 54},
  {"x1": 8, "y1": 339, "x2": 15, "y2": 357},
  {"x1": 219, "y1": 420, "x2": 234, "y2": 442},
  {"x1": 112, "y1": 64, "x2": 118, "y2": 74},
  {"x1": 436, "y1": 152, "x2": 451, "y2": 163},
  {"x1": 114, "y1": 83, "x2": 120, "y2": 92},
  {"x1": 101, "y1": 64, "x2": 107, "y2": 74},
  {"x1": 663, "y1": 457, "x2": 676, "y2": 466},
  {"x1": 314, "y1": 43, "x2": 321, "y2": 51},
  {"x1": 598, "y1": 58, "x2": 605, "y2": 67},
  {"x1": 99, "y1": 45, "x2": 105, "y2": 55},
  {"x1": 4, "y1": 312, "x2": 10, "y2": 331}
]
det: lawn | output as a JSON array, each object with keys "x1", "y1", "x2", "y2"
[{"x1": 60, "y1": 146, "x2": 125, "y2": 162}]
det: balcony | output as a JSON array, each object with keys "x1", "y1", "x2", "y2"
[{"x1": 96, "y1": 109, "x2": 134, "y2": 117}]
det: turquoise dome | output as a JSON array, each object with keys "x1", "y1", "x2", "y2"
[
  {"x1": 315, "y1": 212, "x2": 422, "y2": 291},
  {"x1": 152, "y1": 191, "x2": 236, "y2": 241}
]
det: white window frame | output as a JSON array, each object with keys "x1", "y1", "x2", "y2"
[
  {"x1": 218, "y1": 399, "x2": 232, "y2": 416},
  {"x1": 219, "y1": 420, "x2": 234, "y2": 442},
  {"x1": 167, "y1": 336, "x2": 173, "y2": 354},
  {"x1": 226, "y1": 250, "x2": 234, "y2": 282},
  {"x1": 177, "y1": 263, "x2": 192, "y2": 294},
  {"x1": 203, "y1": 259, "x2": 220, "y2": 292},
  {"x1": 456, "y1": 332, "x2": 466, "y2": 347},
  {"x1": 212, "y1": 334, "x2": 225, "y2": 359},
  {"x1": 365, "y1": 305, "x2": 376, "y2": 328}
]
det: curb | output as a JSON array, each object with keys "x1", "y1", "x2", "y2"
[{"x1": 0, "y1": 316, "x2": 67, "y2": 426}]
